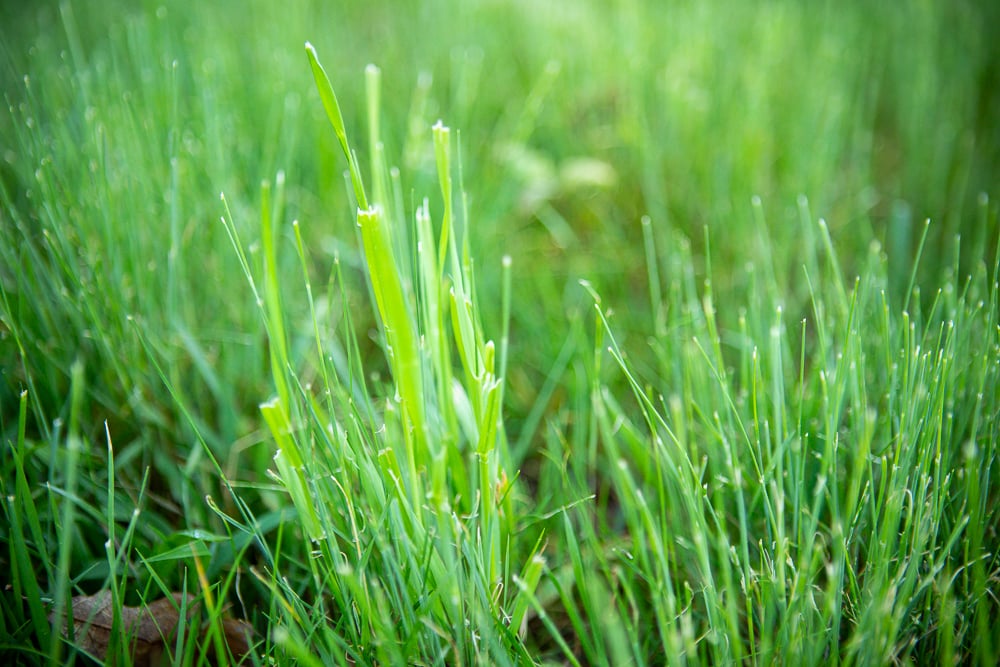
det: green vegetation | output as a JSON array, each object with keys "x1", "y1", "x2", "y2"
[{"x1": 2, "y1": 0, "x2": 998, "y2": 664}]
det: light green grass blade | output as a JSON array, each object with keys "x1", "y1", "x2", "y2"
[{"x1": 305, "y1": 42, "x2": 368, "y2": 210}]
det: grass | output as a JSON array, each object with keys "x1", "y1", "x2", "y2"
[{"x1": 2, "y1": 0, "x2": 999, "y2": 664}]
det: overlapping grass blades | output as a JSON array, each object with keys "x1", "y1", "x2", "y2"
[
  {"x1": 553, "y1": 200, "x2": 1000, "y2": 665},
  {"x1": 220, "y1": 45, "x2": 543, "y2": 663}
]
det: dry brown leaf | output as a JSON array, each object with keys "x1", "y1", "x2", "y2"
[
  {"x1": 214, "y1": 617, "x2": 256, "y2": 663},
  {"x1": 49, "y1": 591, "x2": 195, "y2": 666},
  {"x1": 49, "y1": 592, "x2": 254, "y2": 666}
]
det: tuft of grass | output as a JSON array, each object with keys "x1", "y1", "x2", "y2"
[
  {"x1": 546, "y1": 199, "x2": 1000, "y2": 664},
  {"x1": 216, "y1": 43, "x2": 542, "y2": 664}
]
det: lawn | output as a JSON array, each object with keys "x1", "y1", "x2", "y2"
[{"x1": 2, "y1": 0, "x2": 999, "y2": 664}]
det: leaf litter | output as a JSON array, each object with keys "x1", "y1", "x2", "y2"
[{"x1": 49, "y1": 591, "x2": 253, "y2": 665}]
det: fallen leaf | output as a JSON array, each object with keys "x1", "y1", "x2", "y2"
[
  {"x1": 50, "y1": 591, "x2": 196, "y2": 666},
  {"x1": 216, "y1": 617, "x2": 255, "y2": 662},
  {"x1": 49, "y1": 592, "x2": 254, "y2": 665}
]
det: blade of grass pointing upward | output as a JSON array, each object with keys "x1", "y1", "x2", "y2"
[
  {"x1": 8, "y1": 391, "x2": 51, "y2": 651},
  {"x1": 261, "y1": 176, "x2": 290, "y2": 413},
  {"x1": 356, "y1": 205, "x2": 429, "y2": 501},
  {"x1": 49, "y1": 360, "x2": 86, "y2": 666},
  {"x1": 306, "y1": 42, "x2": 368, "y2": 211}
]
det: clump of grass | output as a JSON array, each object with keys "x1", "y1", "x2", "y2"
[
  {"x1": 211, "y1": 45, "x2": 543, "y2": 664},
  {"x1": 539, "y1": 201, "x2": 1000, "y2": 664}
]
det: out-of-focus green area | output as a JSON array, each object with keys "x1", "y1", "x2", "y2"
[{"x1": 3, "y1": 1, "x2": 996, "y2": 455}]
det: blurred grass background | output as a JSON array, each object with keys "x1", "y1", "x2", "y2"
[{"x1": 4, "y1": 0, "x2": 996, "y2": 459}]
